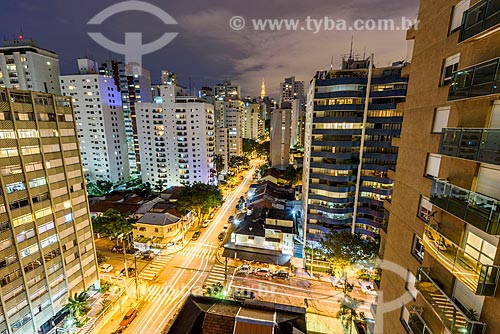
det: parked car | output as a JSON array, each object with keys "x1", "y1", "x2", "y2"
[
  {"x1": 120, "y1": 268, "x2": 136, "y2": 277},
  {"x1": 192, "y1": 231, "x2": 201, "y2": 241},
  {"x1": 223, "y1": 223, "x2": 229, "y2": 229},
  {"x1": 272, "y1": 270, "x2": 289, "y2": 280},
  {"x1": 119, "y1": 308, "x2": 138, "y2": 328},
  {"x1": 233, "y1": 289, "x2": 255, "y2": 300},
  {"x1": 202, "y1": 220, "x2": 211, "y2": 228},
  {"x1": 218, "y1": 231, "x2": 226, "y2": 242},
  {"x1": 235, "y1": 264, "x2": 253, "y2": 276},
  {"x1": 252, "y1": 267, "x2": 271, "y2": 277},
  {"x1": 100, "y1": 263, "x2": 113, "y2": 273},
  {"x1": 111, "y1": 245, "x2": 124, "y2": 253},
  {"x1": 141, "y1": 250, "x2": 155, "y2": 259},
  {"x1": 126, "y1": 247, "x2": 140, "y2": 255}
]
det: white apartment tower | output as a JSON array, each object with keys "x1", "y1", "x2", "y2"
[
  {"x1": 0, "y1": 37, "x2": 61, "y2": 94},
  {"x1": 136, "y1": 84, "x2": 216, "y2": 186},
  {"x1": 99, "y1": 60, "x2": 152, "y2": 175},
  {"x1": 60, "y1": 59, "x2": 129, "y2": 184},
  {"x1": 242, "y1": 102, "x2": 263, "y2": 140},
  {"x1": 270, "y1": 107, "x2": 292, "y2": 169},
  {"x1": 279, "y1": 76, "x2": 304, "y2": 105}
]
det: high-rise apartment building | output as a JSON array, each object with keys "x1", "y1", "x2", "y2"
[
  {"x1": 214, "y1": 80, "x2": 240, "y2": 101},
  {"x1": 270, "y1": 107, "x2": 292, "y2": 169},
  {"x1": 242, "y1": 101, "x2": 263, "y2": 140},
  {"x1": 136, "y1": 84, "x2": 216, "y2": 186},
  {"x1": 224, "y1": 100, "x2": 244, "y2": 159},
  {"x1": 301, "y1": 60, "x2": 407, "y2": 248},
  {"x1": 60, "y1": 59, "x2": 129, "y2": 184},
  {"x1": 279, "y1": 76, "x2": 304, "y2": 106},
  {"x1": 378, "y1": 1, "x2": 500, "y2": 334},
  {"x1": 99, "y1": 60, "x2": 152, "y2": 175},
  {"x1": 0, "y1": 88, "x2": 98, "y2": 334},
  {"x1": 0, "y1": 37, "x2": 61, "y2": 94}
]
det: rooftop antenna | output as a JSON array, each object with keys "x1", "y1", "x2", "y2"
[
  {"x1": 329, "y1": 56, "x2": 334, "y2": 70},
  {"x1": 363, "y1": 46, "x2": 366, "y2": 60},
  {"x1": 349, "y1": 35, "x2": 354, "y2": 59},
  {"x1": 188, "y1": 75, "x2": 192, "y2": 95}
]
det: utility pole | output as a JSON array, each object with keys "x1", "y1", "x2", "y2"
[{"x1": 134, "y1": 255, "x2": 139, "y2": 299}]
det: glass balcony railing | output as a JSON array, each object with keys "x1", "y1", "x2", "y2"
[
  {"x1": 430, "y1": 179, "x2": 500, "y2": 235},
  {"x1": 459, "y1": 0, "x2": 500, "y2": 42},
  {"x1": 448, "y1": 57, "x2": 500, "y2": 100},
  {"x1": 408, "y1": 311, "x2": 434, "y2": 334},
  {"x1": 422, "y1": 225, "x2": 500, "y2": 296},
  {"x1": 415, "y1": 268, "x2": 486, "y2": 334},
  {"x1": 439, "y1": 128, "x2": 500, "y2": 165}
]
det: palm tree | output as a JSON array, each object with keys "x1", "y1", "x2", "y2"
[
  {"x1": 336, "y1": 296, "x2": 361, "y2": 334},
  {"x1": 64, "y1": 290, "x2": 91, "y2": 324}
]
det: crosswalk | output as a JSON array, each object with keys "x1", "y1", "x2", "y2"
[
  {"x1": 138, "y1": 253, "x2": 173, "y2": 281},
  {"x1": 204, "y1": 264, "x2": 227, "y2": 286},
  {"x1": 177, "y1": 244, "x2": 217, "y2": 258}
]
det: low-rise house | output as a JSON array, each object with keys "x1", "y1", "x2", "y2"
[
  {"x1": 167, "y1": 295, "x2": 307, "y2": 334},
  {"x1": 223, "y1": 207, "x2": 295, "y2": 266},
  {"x1": 132, "y1": 197, "x2": 193, "y2": 251},
  {"x1": 89, "y1": 191, "x2": 145, "y2": 218},
  {"x1": 259, "y1": 168, "x2": 286, "y2": 184}
]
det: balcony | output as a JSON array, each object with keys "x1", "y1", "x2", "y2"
[
  {"x1": 439, "y1": 128, "x2": 500, "y2": 165},
  {"x1": 422, "y1": 224, "x2": 499, "y2": 296},
  {"x1": 415, "y1": 268, "x2": 486, "y2": 334},
  {"x1": 448, "y1": 57, "x2": 500, "y2": 100},
  {"x1": 407, "y1": 310, "x2": 434, "y2": 334},
  {"x1": 430, "y1": 179, "x2": 500, "y2": 235},
  {"x1": 459, "y1": 0, "x2": 500, "y2": 42}
]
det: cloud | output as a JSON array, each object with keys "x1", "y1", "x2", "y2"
[{"x1": 179, "y1": 0, "x2": 418, "y2": 97}]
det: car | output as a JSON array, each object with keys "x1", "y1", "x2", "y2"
[
  {"x1": 100, "y1": 263, "x2": 113, "y2": 273},
  {"x1": 218, "y1": 231, "x2": 226, "y2": 242},
  {"x1": 120, "y1": 268, "x2": 136, "y2": 277},
  {"x1": 272, "y1": 270, "x2": 289, "y2": 280},
  {"x1": 233, "y1": 289, "x2": 255, "y2": 300},
  {"x1": 192, "y1": 231, "x2": 201, "y2": 241},
  {"x1": 202, "y1": 220, "x2": 211, "y2": 228},
  {"x1": 119, "y1": 308, "x2": 138, "y2": 328},
  {"x1": 228, "y1": 215, "x2": 235, "y2": 223},
  {"x1": 223, "y1": 223, "x2": 229, "y2": 229},
  {"x1": 141, "y1": 250, "x2": 155, "y2": 259},
  {"x1": 235, "y1": 264, "x2": 253, "y2": 276},
  {"x1": 126, "y1": 247, "x2": 140, "y2": 255},
  {"x1": 252, "y1": 267, "x2": 271, "y2": 277},
  {"x1": 111, "y1": 245, "x2": 124, "y2": 253}
]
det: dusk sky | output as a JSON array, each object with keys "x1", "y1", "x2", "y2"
[{"x1": 2, "y1": 0, "x2": 419, "y2": 97}]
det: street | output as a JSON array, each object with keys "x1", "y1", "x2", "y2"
[{"x1": 95, "y1": 164, "x2": 257, "y2": 334}]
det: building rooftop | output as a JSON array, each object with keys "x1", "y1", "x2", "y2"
[
  {"x1": 167, "y1": 295, "x2": 306, "y2": 334},
  {"x1": 89, "y1": 191, "x2": 145, "y2": 216},
  {"x1": 137, "y1": 212, "x2": 180, "y2": 226}
]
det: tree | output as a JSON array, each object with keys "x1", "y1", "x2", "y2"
[
  {"x1": 177, "y1": 183, "x2": 223, "y2": 227},
  {"x1": 92, "y1": 209, "x2": 135, "y2": 245},
  {"x1": 214, "y1": 154, "x2": 225, "y2": 174},
  {"x1": 256, "y1": 141, "x2": 270, "y2": 160},
  {"x1": 243, "y1": 139, "x2": 258, "y2": 157},
  {"x1": 64, "y1": 290, "x2": 91, "y2": 325},
  {"x1": 282, "y1": 165, "x2": 303, "y2": 186},
  {"x1": 336, "y1": 295, "x2": 361, "y2": 334},
  {"x1": 322, "y1": 231, "x2": 378, "y2": 272},
  {"x1": 154, "y1": 179, "x2": 166, "y2": 193},
  {"x1": 87, "y1": 180, "x2": 114, "y2": 196},
  {"x1": 229, "y1": 155, "x2": 250, "y2": 172},
  {"x1": 96, "y1": 252, "x2": 107, "y2": 266},
  {"x1": 134, "y1": 182, "x2": 152, "y2": 198}
]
